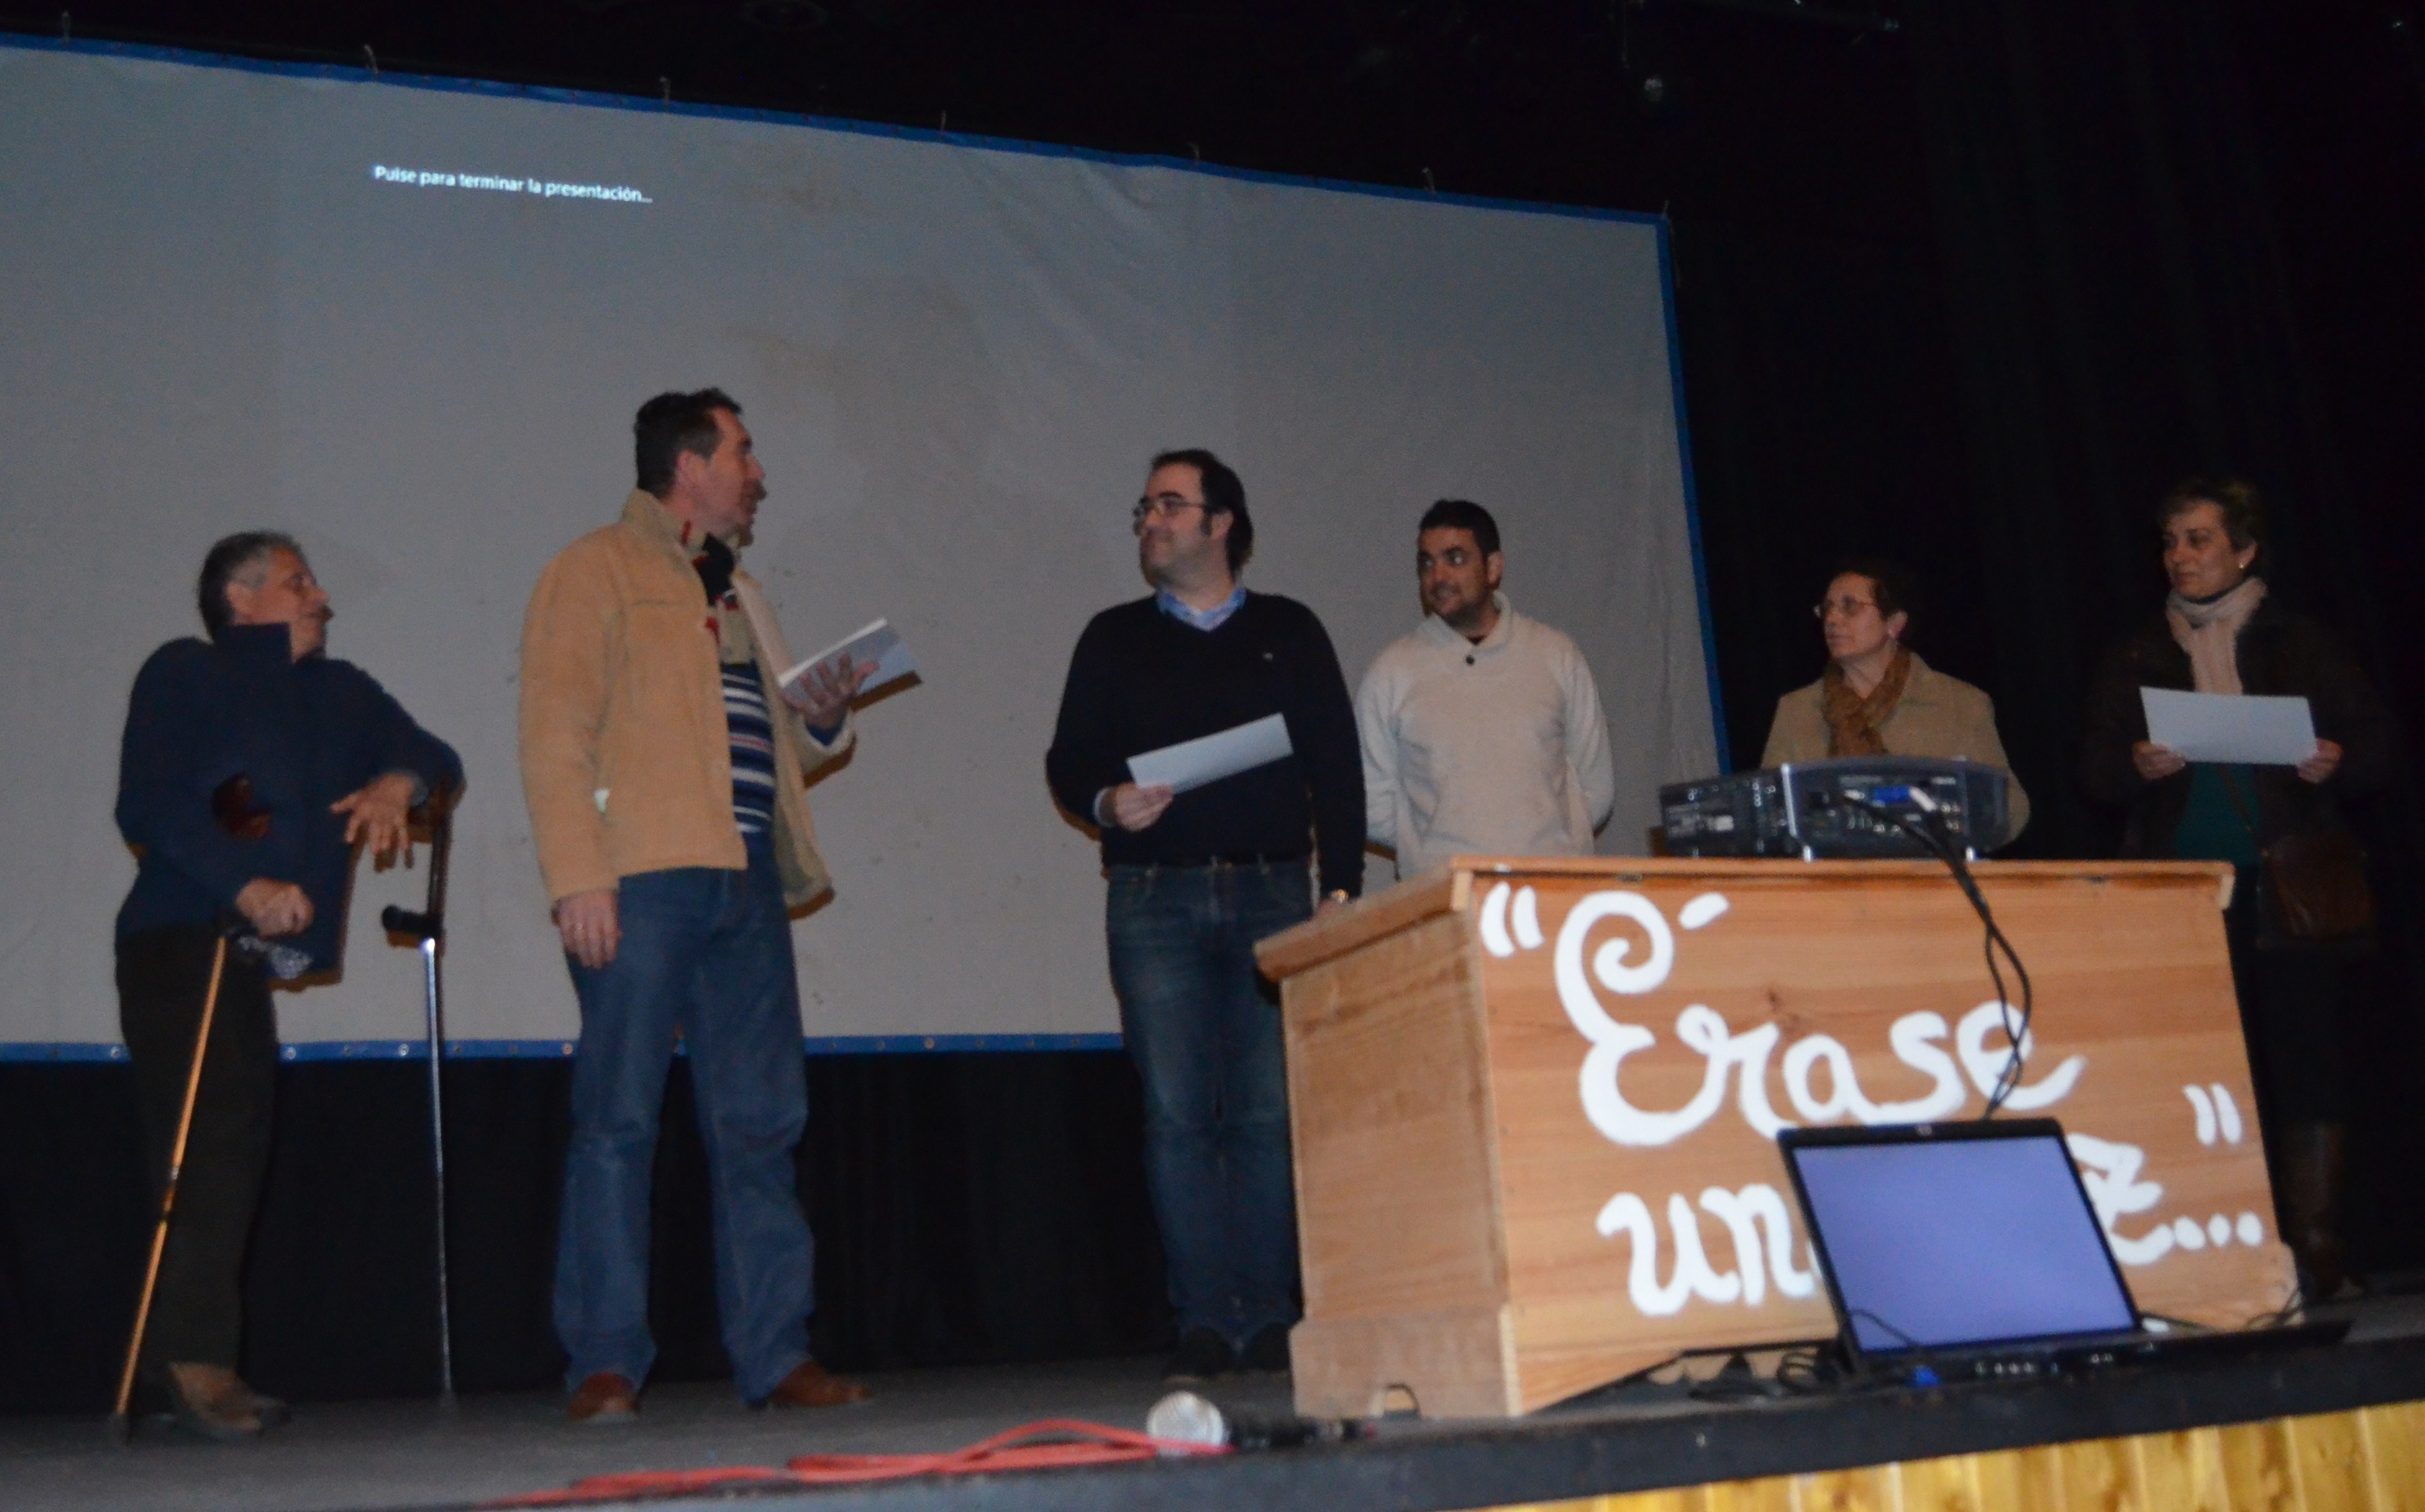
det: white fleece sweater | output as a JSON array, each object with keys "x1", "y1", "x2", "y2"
[{"x1": 1354, "y1": 595, "x2": 1617, "y2": 882}]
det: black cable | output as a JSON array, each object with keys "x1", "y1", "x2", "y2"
[
  {"x1": 1772, "y1": 1345, "x2": 1848, "y2": 1393},
  {"x1": 1685, "y1": 1345, "x2": 1861, "y2": 1401},
  {"x1": 1848, "y1": 1307, "x2": 1924, "y2": 1349},
  {"x1": 1686, "y1": 1352, "x2": 1789, "y2": 1401},
  {"x1": 1846, "y1": 797, "x2": 2035, "y2": 1117},
  {"x1": 1924, "y1": 810, "x2": 2035, "y2": 1116},
  {"x1": 2249, "y1": 1283, "x2": 2309, "y2": 1331}
]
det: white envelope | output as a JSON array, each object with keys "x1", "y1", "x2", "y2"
[{"x1": 1127, "y1": 713, "x2": 1295, "y2": 794}]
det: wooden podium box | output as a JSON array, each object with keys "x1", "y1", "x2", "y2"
[{"x1": 1255, "y1": 858, "x2": 2292, "y2": 1420}]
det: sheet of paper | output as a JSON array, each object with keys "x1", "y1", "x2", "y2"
[
  {"x1": 2140, "y1": 687, "x2": 2317, "y2": 765},
  {"x1": 782, "y1": 618, "x2": 917, "y2": 699},
  {"x1": 1127, "y1": 712, "x2": 1295, "y2": 794}
]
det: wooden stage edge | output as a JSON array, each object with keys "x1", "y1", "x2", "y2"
[
  {"x1": 42, "y1": 1327, "x2": 2396, "y2": 1512},
  {"x1": 514, "y1": 1332, "x2": 2424, "y2": 1512},
  {"x1": 1486, "y1": 1398, "x2": 2425, "y2": 1512}
]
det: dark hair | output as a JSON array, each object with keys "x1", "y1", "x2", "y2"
[
  {"x1": 1828, "y1": 556, "x2": 1918, "y2": 631},
  {"x1": 1418, "y1": 498, "x2": 1501, "y2": 559},
  {"x1": 198, "y1": 530, "x2": 304, "y2": 638},
  {"x1": 2159, "y1": 477, "x2": 2265, "y2": 556},
  {"x1": 1150, "y1": 447, "x2": 1253, "y2": 574},
  {"x1": 634, "y1": 388, "x2": 741, "y2": 497}
]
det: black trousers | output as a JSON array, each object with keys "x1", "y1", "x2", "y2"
[
  {"x1": 2222, "y1": 886, "x2": 2351, "y2": 1127},
  {"x1": 116, "y1": 925, "x2": 276, "y2": 1372}
]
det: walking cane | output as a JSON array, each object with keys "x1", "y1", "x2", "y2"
[
  {"x1": 110, "y1": 932, "x2": 231, "y2": 1443},
  {"x1": 383, "y1": 797, "x2": 456, "y2": 1404}
]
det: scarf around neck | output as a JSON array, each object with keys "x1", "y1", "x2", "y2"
[
  {"x1": 1822, "y1": 643, "x2": 1912, "y2": 757},
  {"x1": 690, "y1": 530, "x2": 738, "y2": 604},
  {"x1": 2165, "y1": 575, "x2": 2266, "y2": 695}
]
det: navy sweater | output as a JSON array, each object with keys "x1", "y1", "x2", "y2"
[
  {"x1": 1046, "y1": 593, "x2": 1364, "y2": 898},
  {"x1": 114, "y1": 623, "x2": 464, "y2": 972}
]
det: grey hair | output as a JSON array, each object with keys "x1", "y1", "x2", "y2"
[{"x1": 198, "y1": 531, "x2": 305, "y2": 637}]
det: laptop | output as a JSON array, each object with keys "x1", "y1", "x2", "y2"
[{"x1": 1775, "y1": 1119, "x2": 2344, "y2": 1385}]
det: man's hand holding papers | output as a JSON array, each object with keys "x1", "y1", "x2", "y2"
[
  {"x1": 779, "y1": 618, "x2": 918, "y2": 732},
  {"x1": 781, "y1": 655, "x2": 870, "y2": 732},
  {"x1": 1094, "y1": 714, "x2": 1297, "y2": 834}
]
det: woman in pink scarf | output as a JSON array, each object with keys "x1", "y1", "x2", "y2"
[{"x1": 2080, "y1": 479, "x2": 2394, "y2": 1297}]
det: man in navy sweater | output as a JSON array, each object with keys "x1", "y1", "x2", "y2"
[
  {"x1": 114, "y1": 532, "x2": 460, "y2": 1439},
  {"x1": 1046, "y1": 449, "x2": 1362, "y2": 1382}
]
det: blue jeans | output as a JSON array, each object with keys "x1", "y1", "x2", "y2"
[
  {"x1": 1105, "y1": 860, "x2": 1312, "y2": 1348},
  {"x1": 553, "y1": 835, "x2": 813, "y2": 1400}
]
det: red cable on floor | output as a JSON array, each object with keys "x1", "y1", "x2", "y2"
[{"x1": 489, "y1": 1418, "x2": 1227, "y2": 1506}]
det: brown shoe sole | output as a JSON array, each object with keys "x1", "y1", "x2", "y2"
[
  {"x1": 758, "y1": 1367, "x2": 872, "y2": 1409},
  {"x1": 161, "y1": 1366, "x2": 265, "y2": 1443},
  {"x1": 568, "y1": 1373, "x2": 640, "y2": 1424}
]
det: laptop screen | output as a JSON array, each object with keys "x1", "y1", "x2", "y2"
[{"x1": 1782, "y1": 1124, "x2": 2139, "y2": 1357}]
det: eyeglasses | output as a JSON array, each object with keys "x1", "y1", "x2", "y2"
[
  {"x1": 1132, "y1": 493, "x2": 1207, "y2": 529},
  {"x1": 1813, "y1": 596, "x2": 1879, "y2": 621}
]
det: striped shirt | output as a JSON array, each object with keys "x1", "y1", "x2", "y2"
[{"x1": 722, "y1": 661, "x2": 778, "y2": 835}]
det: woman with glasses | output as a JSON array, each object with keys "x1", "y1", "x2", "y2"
[{"x1": 1759, "y1": 557, "x2": 2029, "y2": 842}]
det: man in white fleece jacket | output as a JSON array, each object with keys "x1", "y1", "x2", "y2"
[{"x1": 1355, "y1": 499, "x2": 1617, "y2": 883}]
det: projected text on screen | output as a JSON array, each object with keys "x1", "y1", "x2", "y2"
[{"x1": 370, "y1": 162, "x2": 652, "y2": 203}]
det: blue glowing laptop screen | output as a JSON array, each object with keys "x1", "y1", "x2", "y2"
[{"x1": 1789, "y1": 1133, "x2": 2139, "y2": 1355}]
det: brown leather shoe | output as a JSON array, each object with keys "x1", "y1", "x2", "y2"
[
  {"x1": 568, "y1": 1371, "x2": 640, "y2": 1424},
  {"x1": 237, "y1": 1383, "x2": 292, "y2": 1428},
  {"x1": 757, "y1": 1360, "x2": 871, "y2": 1409},
  {"x1": 163, "y1": 1363, "x2": 264, "y2": 1442}
]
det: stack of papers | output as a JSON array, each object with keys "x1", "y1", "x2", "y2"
[{"x1": 782, "y1": 618, "x2": 917, "y2": 698}]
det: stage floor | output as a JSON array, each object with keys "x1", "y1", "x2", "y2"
[
  {"x1": 9, "y1": 1292, "x2": 2425, "y2": 1512},
  {"x1": 0, "y1": 1353, "x2": 1302, "y2": 1512}
]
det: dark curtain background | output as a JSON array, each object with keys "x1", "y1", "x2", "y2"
[
  {"x1": 1674, "y1": 216, "x2": 1992, "y2": 778},
  {"x1": 1651, "y1": 0, "x2": 2425, "y2": 1272},
  {"x1": 1914, "y1": 0, "x2": 2424, "y2": 1260},
  {"x1": 0, "y1": 1055, "x2": 1169, "y2": 1411},
  {"x1": 1906, "y1": 0, "x2": 2381, "y2": 850}
]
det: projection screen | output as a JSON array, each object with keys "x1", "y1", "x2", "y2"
[{"x1": 0, "y1": 38, "x2": 1719, "y2": 1053}]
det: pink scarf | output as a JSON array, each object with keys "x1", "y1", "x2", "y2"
[{"x1": 2165, "y1": 577, "x2": 2266, "y2": 694}]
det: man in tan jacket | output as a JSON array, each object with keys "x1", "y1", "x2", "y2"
[{"x1": 520, "y1": 389, "x2": 870, "y2": 1422}]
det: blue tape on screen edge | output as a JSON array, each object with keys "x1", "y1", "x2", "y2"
[
  {"x1": 1655, "y1": 217, "x2": 1730, "y2": 774},
  {"x1": 0, "y1": 1042, "x2": 131, "y2": 1064},
  {"x1": 0, "y1": 1035, "x2": 1125, "y2": 1062}
]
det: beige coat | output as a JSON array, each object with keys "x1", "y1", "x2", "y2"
[
  {"x1": 1760, "y1": 652, "x2": 2030, "y2": 839},
  {"x1": 520, "y1": 490, "x2": 850, "y2": 908}
]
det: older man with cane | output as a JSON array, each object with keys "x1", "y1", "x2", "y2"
[{"x1": 112, "y1": 531, "x2": 460, "y2": 1440}]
